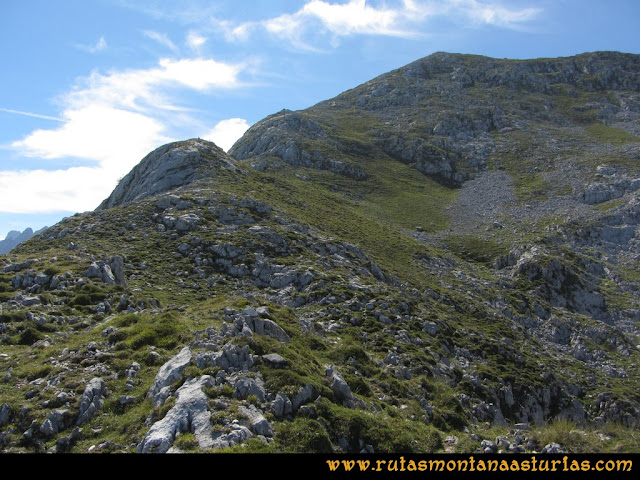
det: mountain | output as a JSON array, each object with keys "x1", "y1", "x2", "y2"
[
  {"x1": 0, "y1": 228, "x2": 46, "y2": 255},
  {"x1": 1, "y1": 52, "x2": 639, "y2": 455},
  {"x1": 97, "y1": 138, "x2": 238, "y2": 210}
]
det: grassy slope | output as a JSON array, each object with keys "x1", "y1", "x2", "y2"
[{"x1": 2, "y1": 150, "x2": 639, "y2": 453}]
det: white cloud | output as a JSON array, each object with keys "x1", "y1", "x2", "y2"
[
  {"x1": 143, "y1": 30, "x2": 179, "y2": 51},
  {"x1": 12, "y1": 105, "x2": 170, "y2": 168},
  {"x1": 121, "y1": 0, "x2": 541, "y2": 49},
  {"x1": 0, "y1": 166, "x2": 117, "y2": 214},
  {"x1": 208, "y1": 17, "x2": 258, "y2": 43},
  {"x1": 300, "y1": 0, "x2": 403, "y2": 36},
  {"x1": 202, "y1": 1, "x2": 420, "y2": 50},
  {"x1": 214, "y1": 0, "x2": 541, "y2": 48},
  {"x1": 7, "y1": 106, "x2": 172, "y2": 213},
  {"x1": 260, "y1": 0, "x2": 413, "y2": 48},
  {"x1": 451, "y1": 0, "x2": 541, "y2": 27},
  {"x1": 187, "y1": 31, "x2": 207, "y2": 54},
  {"x1": 67, "y1": 56, "x2": 248, "y2": 124},
  {"x1": 202, "y1": 118, "x2": 250, "y2": 152},
  {"x1": 156, "y1": 58, "x2": 242, "y2": 90},
  {"x1": 76, "y1": 36, "x2": 108, "y2": 53},
  {"x1": 3, "y1": 55, "x2": 251, "y2": 215},
  {"x1": 64, "y1": 57, "x2": 246, "y2": 113}
]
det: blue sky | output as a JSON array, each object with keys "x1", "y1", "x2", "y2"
[{"x1": 1, "y1": 0, "x2": 639, "y2": 241}]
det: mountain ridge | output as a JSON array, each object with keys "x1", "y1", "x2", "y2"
[
  {"x1": 230, "y1": 50, "x2": 640, "y2": 186},
  {"x1": 0, "y1": 227, "x2": 47, "y2": 255},
  {"x1": 1, "y1": 51, "x2": 639, "y2": 454}
]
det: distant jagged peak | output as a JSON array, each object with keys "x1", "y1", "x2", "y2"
[
  {"x1": 4, "y1": 227, "x2": 34, "y2": 242},
  {"x1": 4, "y1": 230, "x2": 23, "y2": 242},
  {"x1": 0, "y1": 227, "x2": 41, "y2": 255},
  {"x1": 97, "y1": 138, "x2": 238, "y2": 211}
]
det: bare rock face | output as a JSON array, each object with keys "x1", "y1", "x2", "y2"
[
  {"x1": 146, "y1": 346, "x2": 192, "y2": 404},
  {"x1": 97, "y1": 139, "x2": 237, "y2": 210},
  {"x1": 230, "y1": 110, "x2": 367, "y2": 180},
  {"x1": 76, "y1": 378, "x2": 107, "y2": 426},
  {"x1": 137, "y1": 375, "x2": 216, "y2": 453}
]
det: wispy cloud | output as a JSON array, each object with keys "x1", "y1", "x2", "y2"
[
  {"x1": 186, "y1": 31, "x2": 207, "y2": 55},
  {"x1": 452, "y1": 0, "x2": 541, "y2": 28},
  {"x1": 117, "y1": 0, "x2": 542, "y2": 50},
  {"x1": 115, "y1": 0, "x2": 223, "y2": 25},
  {"x1": 208, "y1": 0, "x2": 542, "y2": 49},
  {"x1": 75, "y1": 36, "x2": 108, "y2": 53},
  {"x1": 143, "y1": 30, "x2": 179, "y2": 52},
  {"x1": 64, "y1": 57, "x2": 247, "y2": 114}
]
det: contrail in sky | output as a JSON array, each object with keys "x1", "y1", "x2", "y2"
[{"x1": 0, "y1": 107, "x2": 63, "y2": 122}]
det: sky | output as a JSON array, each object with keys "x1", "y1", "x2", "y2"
[{"x1": 1, "y1": 0, "x2": 639, "y2": 241}]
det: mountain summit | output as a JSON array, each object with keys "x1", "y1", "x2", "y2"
[
  {"x1": 231, "y1": 51, "x2": 640, "y2": 184},
  {"x1": 1, "y1": 52, "x2": 639, "y2": 455},
  {"x1": 98, "y1": 138, "x2": 238, "y2": 210}
]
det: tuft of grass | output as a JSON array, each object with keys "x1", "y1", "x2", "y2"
[
  {"x1": 110, "y1": 312, "x2": 190, "y2": 351},
  {"x1": 514, "y1": 172, "x2": 550, "y2": 201},
  {"x1": 314, "y1": 397, "x2": 443, "y2": 453},
  {"x1": 594, "y1": 197, "x2": 626, "y2": 212},
  {"x1": 21, "y1": 364, "x2": 53, "y2": 381},
  {"x1": 273, "y1": 417, "x2": 334, "y2": 453},
  {"x1": 537, "y1": 418, "x2": 582, "y2": 448},
  {"x1": 444, "y1": 235, "x2": 509, "y2": 266},
  {"x1": 173, "y1": 432, "x2": 200, "y2": 452}
]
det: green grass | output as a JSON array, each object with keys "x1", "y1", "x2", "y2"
[
  {"x1": 272, "y1": 417, "x2": 334, "y2": 453},
  {"x1": 585, "y1": 123, "x2": 640, "y2": 146},
  {"x1": 313, "y1": 397, "x2": 443, "y2": 453},
  {"x1": 594, "y1": 197, "x2": 626, "y2": 212},
  {"x1": 453, "y1": 419, "x2": 640, "y2": 454},
  {"x1": 217, "y1": 165, "x2": 447, "y2": 287},
  {"x1": 109, "y1": 312, "x2": 190, "y2": 352},
  {"x1": 534, "y1": 419, "x2": 640, "y2": 453},
  {"x1": 355, "y1": 155, "x2": 456, "y2": 233},
  {"x1": 513, "y1": 172, "x2": 550, "y2": 201},
  {"x1": 443, "y1": 235, "x2": 509, "y2": 266}
]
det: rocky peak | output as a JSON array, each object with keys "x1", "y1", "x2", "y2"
[
  {"x1": 0, "y1": 227, "x2": 41, "y2": 255},
  {"x1": 97, "y1": 138, "x2": 238, "y2": 210},
  {"x1": 229, "y1": 109, "x2": 367, "y2": 180},
  {"x1": 4, "y1": 230, "x2": 25, "y2": 242},
  {"x1": 230, "y1": 51, "x2": 640, "y2": 185},
  {"x1": 396, "y1": 51, "x2": 640, "y2": 91}
]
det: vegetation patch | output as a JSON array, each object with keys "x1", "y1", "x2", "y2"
[
  {"x1": 273, "y1": 417, "x2": 334, "y2": 453},
  {"x1": 315, "y1": 397, "x2": 443, "y2": 453},
  {"x1": 585, "y1": 123, "x2": 640, "y2": 145},
  {"x1": 109, "y1": 312, "x2": 190, "y2": 351},
  {"x1": 444, "y1": 235, "x2": 509, "y2": 266}
]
